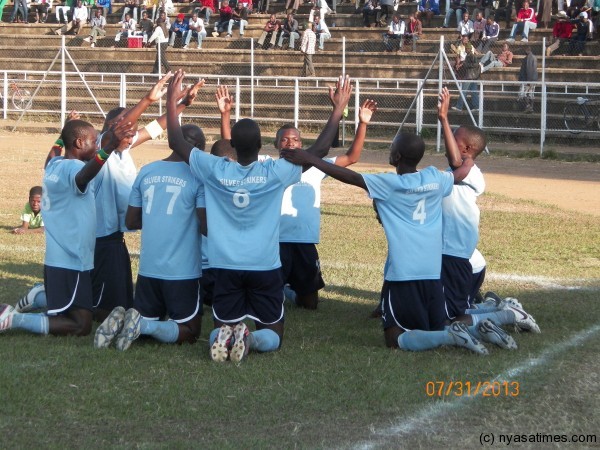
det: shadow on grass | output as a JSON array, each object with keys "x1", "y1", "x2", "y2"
[{"x1": 325, "y1": 283, "x2": 381, "y2": 302}]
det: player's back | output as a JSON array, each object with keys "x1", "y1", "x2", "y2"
[
  {"x1": 130, "y1": 160, "x2": 204, "y2": 280},
  {"x1": 363, "y1": 166, "x2": 454, "y2": 281},
  {"x1": 189, "y1": 149, "x2": 301, "y2": 271}
]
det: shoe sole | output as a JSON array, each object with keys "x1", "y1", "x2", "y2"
[
  {"x1": 230, "y1": 323, "x2": 249, "y2": 363},
  {"x1": 478, "y1": 320, "x2": 518, "y2": 350},
  {"x1": 115, "y1": 309, "x2": 141, "y2": 351},
  {"x1": 94, "y1": 306, "x2": 126, "y2": 349},
  {"x1": 211, "y1": 325, "x2": 233, "y2": 362}
]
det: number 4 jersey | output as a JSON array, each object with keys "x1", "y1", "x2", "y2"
[
  {"x1": 129, "y1": 160, "x2": 205, "y2": 280},
  {"x1": 363, "y1": 167, "x2": 454, "y2": 282},
  {"x1": 189, "y1": 148, "x2": 301, "y2": 271}
]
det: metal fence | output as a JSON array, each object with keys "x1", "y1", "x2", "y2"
[{"x1": 2, "y1": 36, "x2": 599, "y2": 154}]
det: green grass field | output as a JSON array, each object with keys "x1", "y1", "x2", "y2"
[{"x1": 0, "y1": 143, "x2": 599, "y2": 449}]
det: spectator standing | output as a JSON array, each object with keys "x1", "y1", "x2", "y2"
[
  {"x1": 301, "y1": 22, "x2": 317, "y2": 77},
  {"x1": 517, "y1": 46, "x2": 537, "y2": 113}
]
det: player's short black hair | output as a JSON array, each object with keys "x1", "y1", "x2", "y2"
[
  {"x1": 182, "y1": 124, "x2": 206, "y2": 150},
  {"x1": 456, "y1": 125, "x2": 487, "y2": 157},
  {"x1": 275, "y1": 123, "x2": 300, "y2": 148},
  {"x1": 29, "y1": 186, "x2": 42, "y2": 197},
  {"x1": 231, "y1": 118, "x2": 261, "y2": 157},
  {"x1": 389, "y1": 133, "x2": 425, "y2": 167},
  {"x1": 211, "y1": 138, "x2": 236, "y2": 159},
  {"x1": 62, "y1": 119, "x2": 94, "y2": 151},
  {"x1": 102, "y1": 107, "x2": 127, "y2": 133}
]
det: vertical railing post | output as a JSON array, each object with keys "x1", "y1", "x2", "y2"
[
  {"x1": 436, "y1": 36, "x2": 444, "y2": 152},
  {"x1": 294, "y1": 78, "x2": 299, "y2": 129},
  {"x1": 540, "y1": 37, "x2": 547, "y2": 156}
]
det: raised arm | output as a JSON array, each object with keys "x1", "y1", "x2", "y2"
[
  {"x1": 281, "y1": 148, "x2": 367, "y2": 190},
  {"x1": 305, "y1": 74, "x2": 353, "y2": 158},
  {"x1": 215, "y1": 84, "x2": 232, "y2": 140},
  {"x1": 334, "y1": 99, "x2": 376, "y2": 168},
  {"x1": 437, "y1": 86, "x2": 462, "y2": 169},
  {"x1": 75, "y1": 119, "x2": 136, "y2": 192},
  {"x1": 167, "y1": 70, "x2": 204, "y2": 164}
]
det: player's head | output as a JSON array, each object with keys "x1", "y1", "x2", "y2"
[
  {"x1": 453, "y1": 125, "x2": 486, "y2": 158},
  {"x1": 62, "y1": 119, "x2": 98, "y2": 162},
  {"x1": 275, "y1": 124, "x2": 302, "y2": 150},
  {"x1": 102, "y1": 106, "x2": 138, "y2": 151},
  {"x1": 182, "y1": 124, "x2": 206, "y2": 150},
  {"x1": 389, "y1": 133, "x2": 425, "y2": 168},
  {"x1": 231, "y1": 118, "x2": 261, "y2": 158},
  {"x1": 211, "y1": 138, "x2": 237, "y2": 159},
  {"x1": 28, "y1": 186, "x2": 42, "y2": 213}
]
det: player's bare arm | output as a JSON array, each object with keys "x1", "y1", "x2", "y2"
[
  {"x1": 125, "y1": 206, "x2": 142, "y2": 230},
  {"x1": 167, "y1": 70, "x2": 202, "y2": 164},
  {"x1": 305, "y1": 74, "x2": 353, "y2": 158},
  {"x1": 75, "y1": 120, "x2": 135, "y2": 191},
  {"x1": 281, "y1": 148, "x2": 367, "y2": 190},
  {"x1": 438, "y1": 87, "x2": 462, "y2": 169},
  {"x1": 216, "y1": 85, "x2": 232, "y2": 140},
  {"x1": 452, "y1": 155, "x2": 474, "y2": 183},
  {"x1": 334, "y1": 99, "x2": 377, "y2": 168}
]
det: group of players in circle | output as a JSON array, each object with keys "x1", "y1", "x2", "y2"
[{"x1": 0, "y1": 71, "x2": 540, "y2": 362}]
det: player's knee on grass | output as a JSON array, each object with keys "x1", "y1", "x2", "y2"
[
  {"x1": 255, "y1": 320, "x2": 284, "y2": 347},
  {"x1": 296, "y1": 291, "x2": 319, "y2": 310},
  {"x1": 50, "y1": 308, "x2": 93, "y2": 337},
  {"x1": 384, "y1": 326, "x2": 402, "y2": 349},
  {"x1": 177, "y1": 316, "x2": 202, "y2": 344}
]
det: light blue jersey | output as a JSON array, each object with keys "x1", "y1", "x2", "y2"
[
  {"x1": 129, "y1": 160, "x2": 205, "y2": 280},
  {"x1": 279, "y1": 157, "x2": 335, "y2": 244},
  {"x1": 94, "y1": 133, "x2": 138, "y2": 237},
  {"x1": 363, "y1": 166, "x2": 454, "y2": 281},
  {"x1": 442, "y1": 164, "x2": 485, "y2": 259},
  {"x1": 189, "y1": 149, "x2": 301, "y2": 270},
  {"x1": 42, "y1": 157, "x2": 96, "y2": 271}
]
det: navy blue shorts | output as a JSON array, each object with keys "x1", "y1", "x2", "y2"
[
  {"x1": 441, "y1": 254, "x2": 473, "y2": 319},
  {"x1": 381, "y1": 279, "x2": 446, "y2": 332},
  {"x1": 44, "y1": 265, "x2": 93, "y2": 315},
  {"x1": 279, "y1": 243, "x2": 325, "y2": 295},
  {"x1": 134, "y1": 275, "x2": 202, "y2": 323},
  {"x1": 92, "y1": 232, "x2": 134, "y2": 312},
  {"x1": 200, "y1": 268, "x2": 216, "y2": 307},
  {"x1": 470, "y1": 267, "x2": 486, "y2": 302},
  {"x1": 212, "y1": 268, "x2": 284, "y2": 325}
]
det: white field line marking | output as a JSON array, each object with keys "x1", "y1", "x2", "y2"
[{"x1": 354, "y1": 323, "x2": 600, "y2": 450}]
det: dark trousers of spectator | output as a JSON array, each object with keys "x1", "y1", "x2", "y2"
[
  {"x1": 302, "y1": 53, "x2": 315, "y2": 77},
  {"x1": 152, "y1": 42, "x2": 171, "y2": 74},
  {"x1": 10, "y1": 0, "x2": 28, "y2": 22},
  {"x1": 377, "y1": 4, "x2": 394, "y2": 25},
  {"x1": 568, "y1": 36, "x2": 586, "y2": 55}
]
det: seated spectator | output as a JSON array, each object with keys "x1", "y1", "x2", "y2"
[
  {"x1": 362, "y1": 0, "x2": 379, "y2": 28},
  {"x1": 479, "y1": 42, "x2": 512, "y2": 72},
  {"x1": 404, "y1": 12, "x2": 422, "y2": 52},
  {"x1": 169, "y1": 13, "x2": 188, "y2": 46},
  {"x1": 473, "y1": 0, "x2": 493, "y2": 18},
  {"x1": 31, "y1": 0, "x2": 52, "y2": 23},
  {"x1": 506, "y1": 0, "x2": 537, "y2": 42},
  {"x1": 314, "y1": 15, "x2": 331, "y2": 50},
  {"x1": 54, "y1": 0, "x2": 87, "y2": 34},
  {"x1": 457, "y1": 11, "x2": 474, "y2": 40},
  {"x1": 285, "y1": 0, "x2": 299, "y2": 15},
  {"x1": 159, "y1": 0, "x2": 175, "y2": 15},
  {"x1": 55, "y1": 0, "x2": 73, "y2": 24},
  {"x1": 546, "y1": 10, "x2": 572, "y2": 56},
  {"x1": 257, "y1": 13, "x2": 280, "y2": 49},
  {"x1": 83, "y1": 7, "x2": 106, "y2": 46},
  {"x1": 490, "y1": 0, "x2": 511, "y2": 28},
  {"x1": 12, "y1": 186, "x2": 44, "y2": 235},
  {"x1": 211, "y1": 0, "x2": 232, "y2": 37},
  {"x1": 138, "y1": 9, "x2": 154, "y2": 44},
  {"x1": 114, "y1": 12, "x2": 137, "y2": 44},
  {"x1": 383, "y1": 15, "x2": 404, "y2": 52},
  {"x1": 95, "y1": 0, "x2": 111, "y2": 15},
  {"x1": 141, "y1": 0, "x2": 157, "y2": 21},
  {"x1": 471, "y1": 11, "x2": 486, "y2": 45},
  {"x1": 417, "y1": 0, "x2": 439, "y2": 27},
  {"x1": 451, "y1": 35, "x2": 471, "y2": 66},
  {"x1": 568, "y1": 11, "x2": 593, "y2": 55},
  {"x1": 121, "y1": 0, "x2": 140, "y2": 22},
  {"x1": 478, "y1": 14, "x2": 499, "y2": 53},
  {"x1": 443, "y1": 0, "x2": 466, "y2": 28},
  {"x1": 183, "y1": 12, "x2": 206, "y2": 48},
  {"x1": 308, "y1": 0, "x2": 333, "y2": 23},
  {"x1": 567, "y1": 0, "x2": 587, "y2": 18},
  {"x1": 227, "y1": 2, "x2": 249, "y2": 38},
  {"x1": 276, "y1": 12, "x2": 299, "y2": 49},
  {"x1": 377, "y1": 0, "x2": 394, "y2": 26},
  {"x1": 194, "y1": 0, "x2": 214, "y2": 24}
]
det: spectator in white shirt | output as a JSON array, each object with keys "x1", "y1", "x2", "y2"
[{"x1": 383, "y1": 15, "x2": 405, "y2": 52}]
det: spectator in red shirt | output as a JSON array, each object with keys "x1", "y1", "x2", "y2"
[
  {"x1": 211, "y1": 0, "x2": 232, "y2": 36},
  {"x1": 506, "y1": 0, "x2": 537, "y2": 42},
  {"x1": 546, "y1": 10, "x2": 573, "y2": 56}
]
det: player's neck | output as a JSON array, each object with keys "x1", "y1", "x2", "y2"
[{"x1": 396, "y1": 164, "x2": 417, "y2": 175}]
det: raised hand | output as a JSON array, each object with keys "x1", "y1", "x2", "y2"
[
  {"x1": 146, "y1": 71, "x2": 173, "y2": 102},
  {"x1": 328, "y1": 74, "x2": 353, "y2": 112},
  {"x1": 438, "y1": 86, "x2": 450, "y2": 121},
  {"x1": 215, "y1": 85, "x2": 232, "y2": 114},
  {"x1": 105, "y1": 119, "x2": 136, "y2": 153},
  {"x1": 181, "y1": 77, "x2": 206, "y2": 107},
  {"x1": 66, "y1": 110, "x2": 80, "y2": 122},
  {"x1": 358, "y1": 99, "x2": 377, "y2": 124},
  {"x1": 166, "y1": 69, "x2": 187, "y2": 105}
]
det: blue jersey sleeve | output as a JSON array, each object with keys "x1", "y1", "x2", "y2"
[
  {"x1": 196, "y1": 183, "x2": 205, "y2": 208},
  {"x1": 189, "y1": 148, "x2": 220, "y2": 182},
  {"x1": 363, "y1": 173, "x2": 393, "y2": 201},
  {"x1": 129, "y1": 170, "x2": 143, "y2": 207},
  {"x1": 272, "y1": 158, "x2": 302, "y2": 188},
  {"x1": 66, "y1": 159, "x2": 89, "y2": 196}
]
